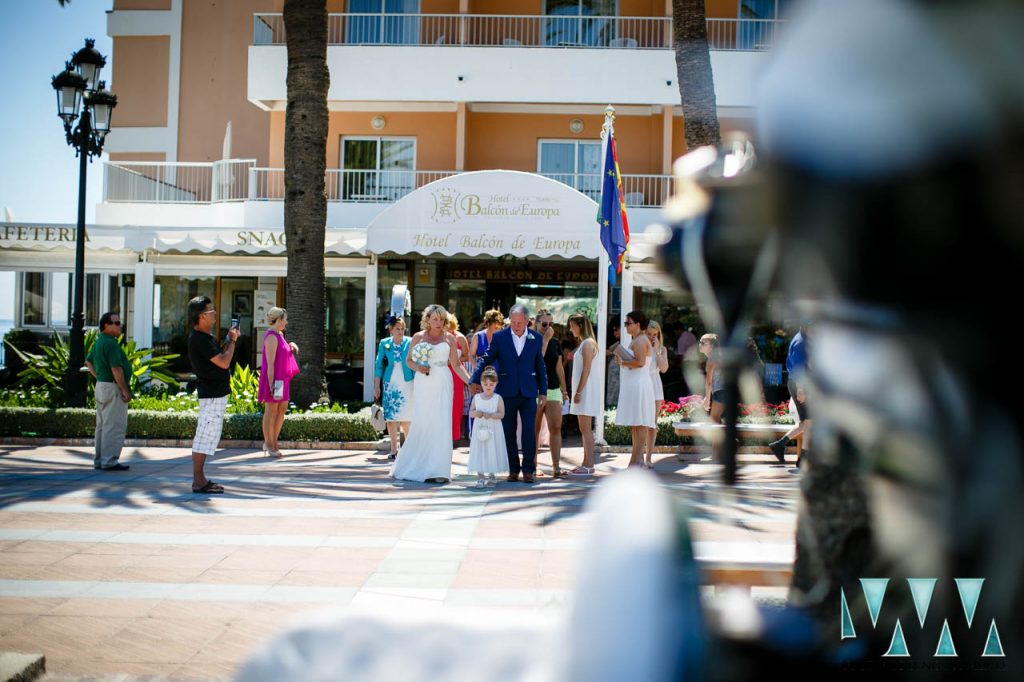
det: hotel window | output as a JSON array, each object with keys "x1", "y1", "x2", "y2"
[
  {"x1": 738, "y1": 0, "x2": 789, "y2": 19},
  {"x1": 737, "y1": 0, "x2": 789, "y2": 48},
  {"x1": 340, "y1": 136, "x2": 416, "y2": 202},
  {"x1": 151, "y1": 275, "x2": 214, "y2": 355},
  {"x1": 544, "y1": 0, "x2": 616, "y2": 47},
  {"x1": 50, "y1": 274, "x2": 72, "y2": 327},
  {"x1": 538, "y1": 139, "x2": 602, "y2": 201},
  {"x1": 346, "y1": 0, "x2": 420, "y2": 45},
  {"x1": 21, "y1": 273, "x2": 46, "y2": 327},
  {"x1": 326, "y1": 277, "x2": 366, "y2": 357},
  {"x1": 20, "y1": 272, "x2": 104, "y2": 328}
]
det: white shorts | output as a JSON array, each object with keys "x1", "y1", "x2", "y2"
[{"x1": 193, "y1": 396, "x2": 228, "y2": 455}]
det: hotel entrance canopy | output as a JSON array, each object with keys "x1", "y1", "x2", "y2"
[{"x1": 366, "y1": 170, "x2": 601, "y2": 259}]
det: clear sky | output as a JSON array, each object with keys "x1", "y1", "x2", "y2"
[{"x1": 0, "y1": 1, "x2": 113, "y2": 320}]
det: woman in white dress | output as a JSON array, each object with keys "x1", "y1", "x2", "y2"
[
  {"x1": 615, "y1": 310, "x2": 655, "y2": 468},
  {"x1": 391, "y1": 304, "x2": 473, "y2": 484},
  {"x1": 643, "y1": 320, "x2": 670, "y2": 468},
  {"x1": 567, "y1": 313, "x2": 602, "y2": 476}
]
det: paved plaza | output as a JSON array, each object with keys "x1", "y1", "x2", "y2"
[{"x1": 0, "y1": 443, "x2": 798, "y2": 679}]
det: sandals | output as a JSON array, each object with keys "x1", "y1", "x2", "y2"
[
  {"x1": 568, "y1": 466, "x2": 594, "y2": 476},
  {"x1": 192, "y1": 480, "x2": 224, "y2": 494},
  {"x1": 551, "y1": 469, "x2": 568, "y2": 478}
]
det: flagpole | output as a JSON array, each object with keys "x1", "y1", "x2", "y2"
[{"x1": 594, "y1": 105, "x2": 615, "y2": 446}]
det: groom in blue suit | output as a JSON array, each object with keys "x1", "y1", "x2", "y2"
[{"x1": 469, "y1": 304, "x2": 547, "y2": 482}]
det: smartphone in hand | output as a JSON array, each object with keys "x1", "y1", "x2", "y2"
[{"x1": 231, "y1": 316, "x2": 240, "y2": 330}]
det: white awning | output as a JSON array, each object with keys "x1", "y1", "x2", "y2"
[
  {"x1": 0, "y1": 223, "x2": 139, "y2": 253},
  {"x1": 366, "y1": 170, "x2": 601, "y2": 259},
  {"x1": 150, "y1": 227, "x2": 366, "y2": 256}
]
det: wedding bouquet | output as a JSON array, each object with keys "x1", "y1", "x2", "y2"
[{"x1": 410, "y1": 341, "x2": 433, "y2": 368}]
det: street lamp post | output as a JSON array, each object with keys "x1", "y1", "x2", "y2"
[{"x1": 51, "y1": 39, "x2": 117, "y2": 407}]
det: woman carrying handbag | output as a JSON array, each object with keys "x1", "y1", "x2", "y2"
[{"x1": 374, "y1": 316, "x2": 414, "y2": 459}]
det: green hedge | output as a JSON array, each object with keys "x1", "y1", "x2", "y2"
[
  {"x1": 0, "y1": 407, "x2": 377, "y2": 442},
  {"x1": 2, "y1": 406, "x2": 777, "y2": 446}
]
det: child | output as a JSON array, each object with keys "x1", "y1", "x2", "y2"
[{"x1": 468, "y1": 366, "x2": 508, "y2": 488}]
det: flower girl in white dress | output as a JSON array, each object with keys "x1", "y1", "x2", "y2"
[{"x1": 467, "y1": 367, "x2": 509, "y2": 488}]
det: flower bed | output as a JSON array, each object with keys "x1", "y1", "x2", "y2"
[{"x1": 601, "y1": 395, "x2": 795, "y2": 446}]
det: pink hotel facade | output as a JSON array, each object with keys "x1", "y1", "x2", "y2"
[{"x1": 1, "y1": 0, "x2": 784, "y2": 400}]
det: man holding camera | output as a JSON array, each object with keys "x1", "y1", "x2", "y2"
[{"x1": 187, "y1": 296, "x2": 240, "y2": 494}]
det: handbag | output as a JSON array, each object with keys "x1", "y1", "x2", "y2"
[{"x1": 370, "y1": 403, "x2": 386, "y2": 432}]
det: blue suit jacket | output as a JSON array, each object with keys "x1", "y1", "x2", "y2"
[{"x1": 470, "y1": 327, "x2": 547, "y2": 398}]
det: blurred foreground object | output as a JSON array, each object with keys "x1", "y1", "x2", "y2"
[
  {"x1": 756, "y1": 0, "x2": 1024, "y2": 675},
  {"x1": 236, "y1": 472, "x2": 825, "y2": 682}
]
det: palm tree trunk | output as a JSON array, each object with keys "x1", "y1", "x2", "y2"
[
  {"x1": 283, "y1": 0, "x2": 329, "y2": 408},
  {"x1": 672, "y1": 0, "x2": 721, "y2": 150}
]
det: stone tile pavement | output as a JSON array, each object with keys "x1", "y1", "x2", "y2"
[{"x1": 0, "y1": 443, "x2": 799, "y2": 679}]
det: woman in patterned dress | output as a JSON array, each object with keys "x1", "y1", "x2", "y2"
[{"x1": 374, "y1": 316, "x2": 413, "y2": 459}]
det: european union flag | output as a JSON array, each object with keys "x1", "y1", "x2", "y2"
[{"x1": 597, "y1": 133, "x2": 629, "y2": 287}]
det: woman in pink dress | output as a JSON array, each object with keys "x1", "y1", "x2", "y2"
[
  {"x1": 258, "y1": 307, "x2": 299, "y2": 457},
  {"x1": 446, "y1": 313, "x2": 471, "y2": 441}
]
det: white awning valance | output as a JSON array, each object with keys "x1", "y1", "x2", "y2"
[
  {"x1": 0, "y1": 223, "x2": 138, "y2": 253},
  {"x1": 150, "y1": 228, "x2": 366, "y2": 256},
  {"x1": 366, "y1": 170, "x2": 602, "y2": 259}
]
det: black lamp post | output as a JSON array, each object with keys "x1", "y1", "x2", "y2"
[{"x1": 51, "y1": 39, "x2": 117, "y2": 407}]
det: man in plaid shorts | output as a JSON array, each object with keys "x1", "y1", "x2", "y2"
[{"x1": 187, "y1": 296, "x2": 240, "y2": 494}]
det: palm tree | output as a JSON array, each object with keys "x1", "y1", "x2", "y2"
[
  {"x1": 672, "y1": 0, "x2": 721, "y2": 149},
  {"x1": 283, "y1": 0, "x2": 329, "y2": 407}
]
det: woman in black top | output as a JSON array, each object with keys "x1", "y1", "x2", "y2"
[{"x1": 532, "y1": 309, "x2": 569, "y2": 477}]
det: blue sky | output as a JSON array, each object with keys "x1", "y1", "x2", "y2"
[{"x1": 0, "y1": 1, "x2": 113, "y2": 320}]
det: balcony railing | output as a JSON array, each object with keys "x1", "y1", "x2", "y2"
[
  {"x1": 104, "y1": 162, "x2": 672, "y2": 208},
  {"x1": 104, "y1": 160, "x2": 255, "y2": 204},
  {"x1": 253, "y1": 13, "x2": 782, "y2": 51}
]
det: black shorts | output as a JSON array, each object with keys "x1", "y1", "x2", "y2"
[
  {"x1": 789, "y1": 380, "x2": 809, "y2": 420},
  {"x1": 711, "y1": 389, "x2": 726, "y2": 404}
]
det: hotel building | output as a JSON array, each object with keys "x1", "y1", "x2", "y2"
[{"x1": 1, "y1": 0, "x2": 786, "y2": 400}]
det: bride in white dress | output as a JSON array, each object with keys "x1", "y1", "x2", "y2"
[{"x1": 391, "y1": 304, "x2": 473, "y2": 483}]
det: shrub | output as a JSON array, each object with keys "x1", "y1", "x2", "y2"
[
  {"x1": 0, "y1": 406, "x2": 378, "y2": 442},
  {"x1": 227, "y1": 364, "x2": 260, "y2": 414},
  {"x1": 0, "y1": 407, "x2": 95, "y2": 438},
  {"x1": 3, "y1": 331, "x2": 179, "y2": 404},
  {"x1": 280, "y1": 409, "x2": 378, "y2": 442}
]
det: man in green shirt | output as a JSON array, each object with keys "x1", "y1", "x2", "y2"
[{"x1": 85, "y1": 312, "x2": 132, "y2": 471}]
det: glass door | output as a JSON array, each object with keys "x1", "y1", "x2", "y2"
[
  {"x1": 341, "y1": 137, "x2": 416, "y2": 201},
  {"x1": 347, "y1": 0, "x2": 421, "y2": 45},
  {"x1": 539, "y1": 139, "x2": 601, "y2": 200}
]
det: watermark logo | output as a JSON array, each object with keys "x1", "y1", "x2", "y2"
[{"x1": 841, "y1": 578, "x2": 1005, "y2": 658}]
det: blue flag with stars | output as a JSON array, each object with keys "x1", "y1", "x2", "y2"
[{"x1": 597, "y1": 132, "x2": 629, "y2": 287}]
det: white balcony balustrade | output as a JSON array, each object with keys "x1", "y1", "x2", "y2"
[
  {"x1": 104, "y1": 160, "x2": 255, "y2": 204},
  {"x1": 252, "y1": 13, "x2": 783, "y2": 51},
  {"x1": 105, "y1": 162, "x2": 672, "y2": 208}
]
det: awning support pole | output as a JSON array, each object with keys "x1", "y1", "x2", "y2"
[
  {"x1": 362, "y1": 256, "x2": 378, "y2": 402},
  {"x1": 595, "y1": 250, "x2": 609, "y2": 445}
]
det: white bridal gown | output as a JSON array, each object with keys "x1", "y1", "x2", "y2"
[{"x1": 390, "y1": 341, "x2": 454, "y2": 482}]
